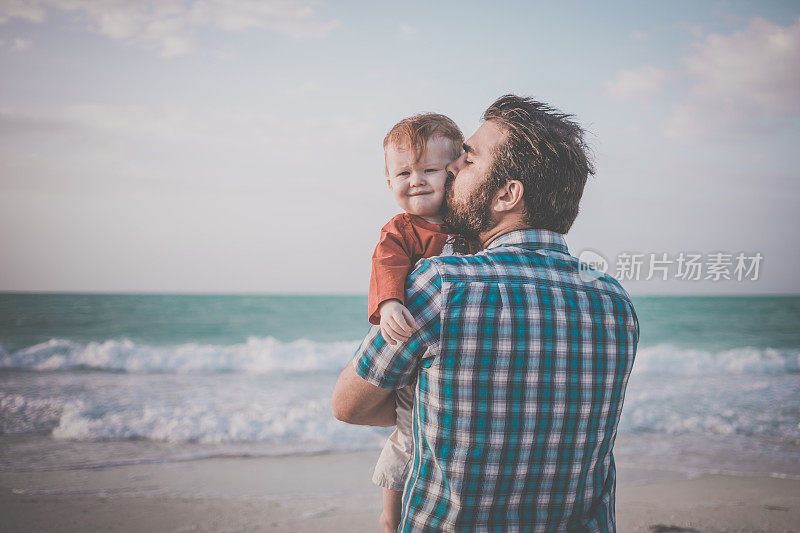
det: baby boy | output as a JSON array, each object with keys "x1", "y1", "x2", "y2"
[{"x1": 368, "y1": 113, "x2": 464, "y2": 532}]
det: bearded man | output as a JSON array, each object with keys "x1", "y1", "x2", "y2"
[{"x1": 333, "y1": 95, "x2": 639, "y2": 532}]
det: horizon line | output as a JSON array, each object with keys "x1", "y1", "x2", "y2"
[{"x1": 1, "y1": 290, "x2": 799, "y2": 298}]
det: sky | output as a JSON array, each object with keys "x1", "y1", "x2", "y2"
[{"x1": 0, "y1": 0, "x2": 798, "y2": 295}]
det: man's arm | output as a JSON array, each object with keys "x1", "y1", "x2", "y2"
[
  {"x1": 332, "y1": 259, "x2": 442, "y2": 427},
  {"x1": 332, "y1": 362, "x2": 397, "y2": 426}
]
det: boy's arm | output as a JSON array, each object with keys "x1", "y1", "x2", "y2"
[{"x1": 368, "y1": 217, "x2": 416, "y2": 325}]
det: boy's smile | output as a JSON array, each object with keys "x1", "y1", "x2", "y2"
[{"x1": 385, "y1": 136, "x2": 455, "y2": 225}]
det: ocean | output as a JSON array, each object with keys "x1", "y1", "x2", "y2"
[{"x1": 1, "y1": 294, "x2": 798, "y2": 478}]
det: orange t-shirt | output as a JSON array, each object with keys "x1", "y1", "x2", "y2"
[{"x1": 368, "y1": 213, "x2": 457, "y2": 325}]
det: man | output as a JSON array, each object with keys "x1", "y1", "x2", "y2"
[{"x1": 333, "y1": 95, "x2": 639, "y2": 531}]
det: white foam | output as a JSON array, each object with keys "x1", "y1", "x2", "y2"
[
  {"x1": 1, "y1": 369, "x2": 387, "y2": 452},
  {"x1": 0, "y1": 394, "x2": 66, "y2": 434},
  {"x1": 0, "y1": 337, "x2": 360, "y2": 375},
  {"x1": 3, "y1": 339, "x2": 798, "y2": 377},
  {"x1": 2, "y1": 339, "x2": 798, "y2": 455},
  {"x1": 632, "y1": 344, "x2": 800, "y2": 376},
  {"x1": 48, "y1": 397, "x2": 363, "y2": 445}
]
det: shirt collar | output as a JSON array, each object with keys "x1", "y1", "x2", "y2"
[{"x1": 485, "y1": 228, "x2": 570, "y2": 254}]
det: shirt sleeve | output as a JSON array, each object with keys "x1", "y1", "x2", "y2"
[
  {"x1": 354, "y1": 259, "x2": 442, "y2": 390},
  {"x1": 367, "y1": 217, "x2": 417, "y2": 325}
]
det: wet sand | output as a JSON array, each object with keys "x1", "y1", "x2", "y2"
[{"x1": 1, "y1": 450, "x2": 798, "y2": 532}]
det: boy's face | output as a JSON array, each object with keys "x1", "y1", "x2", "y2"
[{"x1": 385, "y1": 136, "x2": 455, "y2": 223}]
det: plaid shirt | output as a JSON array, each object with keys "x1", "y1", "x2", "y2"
[{"x1": 354, "y1": 229, "x2": 639, "y2": 532}]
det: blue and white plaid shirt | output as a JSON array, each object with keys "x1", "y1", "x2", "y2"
[{"x1": 354, "y1": 229, "x2": 639, "y2": 532}]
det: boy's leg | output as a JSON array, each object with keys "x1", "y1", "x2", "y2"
[
  {"x1": 373, "y1": 384, "x2": 415, "y2": 532},
  {"x1": 380, "y1": 487, "x2": 403, "y2": 533}
]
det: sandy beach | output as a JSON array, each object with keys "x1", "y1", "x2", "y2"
[{"x1": 2, "y1": 449, "x2": 798, "y2": 532}]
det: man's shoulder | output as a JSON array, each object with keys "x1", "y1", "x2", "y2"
[
  {"x1": 408, "y1": 255, "x2": 445, "y2": 285},
  {"x1": 406, "y1": 252, "x2": 498, "y2": 288},
  {"x1": 594, "y1": 270, "x2": 635, "y2": 302},
  {"x1": 420, "y1": 247, "x2": 635, "y2": 302}
]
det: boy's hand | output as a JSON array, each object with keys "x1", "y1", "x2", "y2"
[{"x1": 378, "y1": 299, "x2": 418, "y2": 345}]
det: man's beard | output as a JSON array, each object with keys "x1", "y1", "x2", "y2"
[{"x1": 442, "y1": 173, "x2": 497, "y2": 243}]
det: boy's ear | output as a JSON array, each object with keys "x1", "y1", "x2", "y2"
[{"x1": 386, "y1": 178, "x2": 392, "y2": 189}]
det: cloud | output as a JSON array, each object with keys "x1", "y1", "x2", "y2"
[
  {"x1": 666, "y1": 16, "x2": 800, "y2": 140},
  {"x1": 685, "y1": 17, "x2": 800, "y2": 114},
  {"x1": 400, "y1": 24, "x2": 417, "y2": 40},
  {"x1": 629, "y1": 29, "x2": 647, "y2": 41},
  {"x1": 0, "y1": 0, "x2": 45, "y2": 24},
  {"x1": 0, "y1": 36, "x2": 33, "y2": 51},
  {"x1": 0, "y1": 0, "x2": 340, "y2": 57},
  {"x1": 0, "y1": 103, "x2": 280, "y2": 146},
  {"x1": 0, "y1": 100, "x2": 382, "y2": 217},
  {"x1": 0, "y1": 102, "x2": 377, "y2": 178},
  {"x1": 606, "y1": 17, "x2": 800, "y2": 140},
  {"x1": 604, "y1": 66, "x2": 669, "y2": 100},
  {"x1": 10, "y1": 37, "x2": 32, "y2": 50}
]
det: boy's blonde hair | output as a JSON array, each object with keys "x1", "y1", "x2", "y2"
[{"x1": 383, "y1": 113, "x2": 463, "y2": 173}]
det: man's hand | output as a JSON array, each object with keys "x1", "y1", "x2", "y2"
[{"x1": 378, "y1": 299, "x2": 418, "y2": 345}]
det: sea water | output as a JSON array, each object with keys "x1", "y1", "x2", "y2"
[{"x1": 1, "y1": 294, "x2": 798, "y2": 477}]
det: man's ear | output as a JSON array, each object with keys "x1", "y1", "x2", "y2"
[{"x1": 494, "y1": 180, "x2": 525, "y2": 213}]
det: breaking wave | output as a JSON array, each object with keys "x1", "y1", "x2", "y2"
[
  {"x1": 1, "y1": 339, "x2": 798, "y2": 376},
  {"x1": 0, "y1": 337, "x2": 359, "y2": 375}
]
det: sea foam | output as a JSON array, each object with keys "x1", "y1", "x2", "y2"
[
  {"x1": 1, "y1": 338, "x2": 798, "y2": 376},
  {"x1": 0, "y1": 337, "x2": 360, "y2": 374},
  {"x1": 632, "y1": 344, "x2": 800, "y2": 375},
  {"x1": 1, "y1": 339, "x2": 798, "y2": 452}
]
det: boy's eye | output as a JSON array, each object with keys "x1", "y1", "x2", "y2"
[
  {"x1": 398, "y1": 171, "x2": 410, "y2": 177},
  {"x1": 465, "y1": 159, "x2": 473, "y2": 165}
]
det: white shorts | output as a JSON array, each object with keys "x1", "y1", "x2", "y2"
[{"x1": 372, "y1": 384, "x2": 415, "y2": 491}]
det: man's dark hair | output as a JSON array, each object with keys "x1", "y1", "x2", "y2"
[{"x1": 483, "y1": 95, "x2": 594, "y2": 234}]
